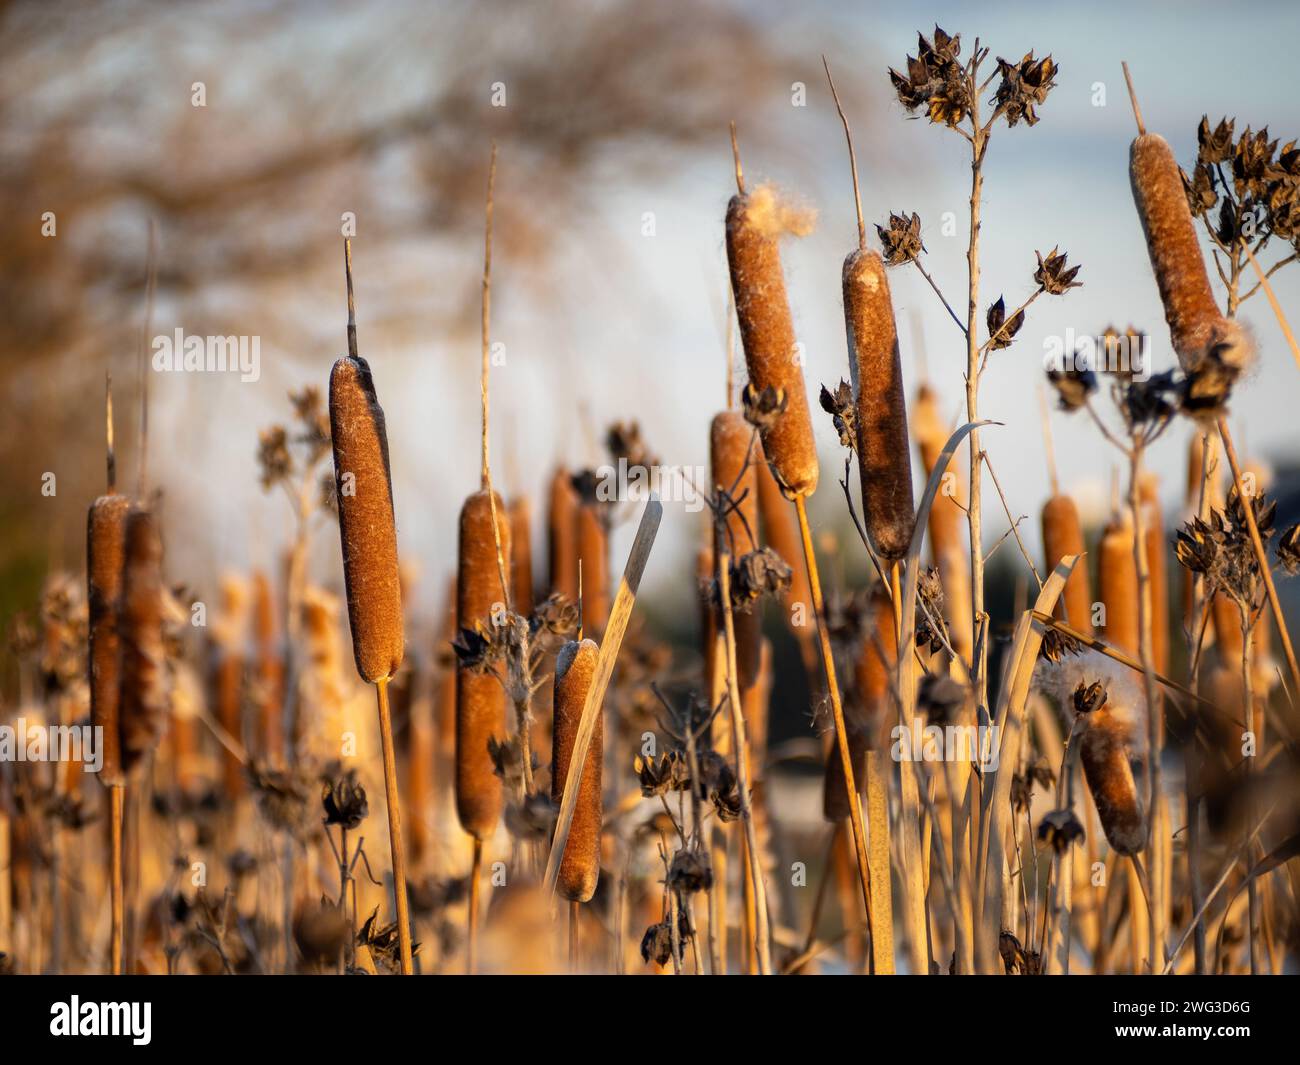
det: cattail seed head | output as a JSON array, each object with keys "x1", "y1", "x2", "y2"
[
  {"x1": 711, "y1": 410, "x2": 761, "y2": 688},
  {"x1": 456, "y1": 488, "x2": 511, "y2": 840},
  {"x1": 551, "y1": 637, "x2": 602, "y2": 902},
  {"x1": 87, "y1": 493, "x2": 130, "y2": 787},
  {"x1": 1130, "y1": 133, "x2": 1252, "y2": 375},
  {"x1": 844, "y1": 248, "x2": 914, "y2": 561},
  {"x1": 1097, "y1": 514, "x2": 1139, "y2": 655},
  {"x1": 1042, "y1": 494, "x2": 1094, "y2": 637},
  {"x1": 509, "y1": 497, "x2": 535, "y2": 618},
  {"x1": 329, "y1": 354, "x2": 404, "y2": 683},
  {"x1": 547, "y1": 468, "x2": 579, "y2": 603},
  {"x1": 118, "y1": 505, "x2": 166, "y2": 776},
  {"x1": 1079, "y1": 706, "x2": 1146, "y2": 855},
  {"x1": 726, "y1": 186, "x2": 819, "y2": 498},
  {"x1": 576, "y1": 503, "x2": 609, "y2": 636}
]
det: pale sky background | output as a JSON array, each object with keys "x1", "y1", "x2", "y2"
[{"x1": 127, "y1": 0, "x2": 1300, "y2": 623}]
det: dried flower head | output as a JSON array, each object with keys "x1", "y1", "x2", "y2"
[
  {"x1": 918, "y1": 671, "x2": 965, "y2": 726},
  {"x1": 986, "y1": 296, "x2": 1025, "y2": 351},
  {"x1": 819, "y1": 379, "x2": 857, "y2": 450},
  {"x1": 668, "y1": 849, "x2": 714, "y2": 894},
  {"x1": 1034, "y1": 247, "x2": 1082, "y2": 295},
  {"x1": 605, "y1": 420, "x2": 658, "y2": 471},
  {"x1": 1277, "y1": 523, "x2": 1300, "y2": 576},
  {"x1": 741, "y1": 381, "x2": 788, "y2": 432},
  {"x1": 257, "y1": 425, "x2": 292, "y2": 490},
  {"x1": 1038, "y1": 627, "x2": 1083, "y2": 663},
  {"x1": 1072, "y1": 680, "x2": 1108, "y2": 715},
  {"x1": 889, "y1": 27, "x2": 969, "y2": 129},
  {"x1": 915, "y1": 567, "x2": 949, "y2": 654},
  {"x1": 992, "y1": 52, "x2": 1057, "y2": 127},
  {"x1": 322, "y1": 769, "x2": 368, "y2": 830},
  {"x1": 1037, "y1": 807, "x2": 1085, "y2": 854},
  {"x1": 876, "y1": 211, "x2": 924, "y2": 265},
  {"x1": 1045, "y1": 364, "x2": 1098, "y2": 412},
  {"x1": 634, "y1": 749, "x2": 690, "y2": 798}
]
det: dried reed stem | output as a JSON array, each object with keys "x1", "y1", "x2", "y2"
[
  {"x1": 375, "y1": 677, "x2": 413, "y2": 974},
  {"x1": 792, "y1": 496, "x2": 875, "y2": 943}
]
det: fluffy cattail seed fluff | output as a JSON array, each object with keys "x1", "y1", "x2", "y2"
[
  {"x1": 456, "y1": 488, "x2": 511, "y2": 841},
  {"x1": 844, "y1": 248, "x2": 914, "y2": 561},
  {"x1": 87, "y1": 493, "x2": 130, "y2": 787},
  {"x1": 726, "y1": 184, "x2": 819, "y2": 498},
  {"x1": 329, "y1": 355, "x2": 405, "y2": 682},
  {"x1": 551, "y1": 638, "x2": 602, "y2": 902}
]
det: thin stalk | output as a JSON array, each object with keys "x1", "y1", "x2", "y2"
[
  {"x1": 468, "y1": 837, "x2": 483, "y2": 974},
  {"x1": 110, "y1": 783, "x2": 124, "y2": 975},
  {"x1": 717, "y1": 538, "x2": 773, "y2": 974},
  {"x1": 374, "y1": 678, "x2": 413, "y2": 974},
  {"x1": 792, "y1": 497, "x2": 875, "y2": 939}
]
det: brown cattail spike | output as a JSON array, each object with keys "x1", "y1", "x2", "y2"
[
  {"x1": 711, "y1": 410, "x2": 760, "y2": 687},
  {"x1": 551, "y1": 638, "x2": 602, "y2": 902},
  {"x1": 547, "y1": 468, "x2": 579, "y2": 602},
  {"x1": 1080, "y1": 705, "x2": 1146, "y2": 855},
  {"x1": 87, "y1": 494, "x2": 130, "y2": 787},
  {"x1": 845, "y1": 247, "x2": 914, "y2": 561},
  {"x1": 1124, "y1": 64, "x2": 1251, "y2": 376},
  {"x1": 576, "y1": 501, "x2": 609, "y2": 637},
  {"x1": 725, "y1": 136, "x2": 818, "y2": 499},
  {"x1": 456, "y1": 489, "x2": 512, "y2": 840},
  {"x1": 118, "y1": 504, "x2": 166, "y2": 775},
  {"x1": 1042, "y1": 493, "x2": 1094, "y2": 637},
  {"x1": 1098, "y1": 514, "x2": 1139, "y2": 655},
  {"x1": 328, "y1": 261, "x2": 405, "y2": 683},
  {"x1": 509, "y1": 496, "x2": 535, "y2": 617}
]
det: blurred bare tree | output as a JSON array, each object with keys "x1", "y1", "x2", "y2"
[{"x1": 0, "y1": 0, "x2": 802, "y2": 627}]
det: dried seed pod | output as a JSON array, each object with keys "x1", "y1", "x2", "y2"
[
  {"x1": 576, "y1": 503, "x2": 609, "y2": 636},
  {"x1": 823, "y1": 587, "x2": 894, "y2": 821},
  {"x1": 509, "y1": 496, "x2": 535, "y2": 618},
  {"x1": 118, "y1": 505, "x2": 166, "y2": 776},
  {"x1": 711, "y1": 410, "x2": 761, "y2": 689},
  {"x1": 1129, "y1": 132, "x2": 1250, "y2": 373},
  {"x1": 1079, "y1": 706, "x2": 1146, "y2": 855},
  {"x1": 328, "y1": 355, "x2": 405, "y2": 682},
  {"x1": 455, "y1": 489, "x2": 511, "y2": 841},
  {"x1": 726, "y1": 185, "x2": 819, "y2": 498},
  {"x1": 547, "y1": 468, "x2": 579, "y2": 603},
  {"x1": 844, "y1": 248, "x2": 914, "y2": 560},
  {"x1": 1042, "y1": 494, "x2": 1094, "y2": 637},
  {"x1": 913, "y1": 384, "x2": 973, "y2": 658},
  {"x1": 551, "y1": 638, "x2": 602, "y2": 902},
  {"x1": 87, "y1": 493, "x2": 130, "y2": 787},
  {"x1": 1097, "y1": 515, "x2": 1139, "y2": 655}
]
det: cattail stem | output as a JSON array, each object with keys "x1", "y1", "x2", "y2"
[
  {"x1": 822, "y1": 56, "x2": 865, "y2": 249},
  {"x1": 729, "y1": 120, "x2": 745, "y2": 195},
  {"x1": 716, "y1": 539, "x2": 772, "y2": 974},
  {"x1": 793, "y1": 496, "x2": 875, "y2": 940},
  {"x1": 137, "y1": 222, "x2": 156, "y2": 496},
  {"x1": 1217, "y1": 418, "x2": 1300, "y2": 704},
  {"x1": 1238, "y1": 607, "x2": 1260, "y2": 973},
  {"x1": 109, "y1": 783, "x2": 124, "y2": 975},
  {"x1": 569, "y1": 899, "x2": 580, "y2": 972},
  {"x1": 1120, "y1": 61, "x2": 1146, "y2": 136},
  {"x1": 468, "y1": 837, "x2": 483, "y2": 975},
  {"x1": 374, "y1": 678, "x2": 413, "y2": 974},
  {"x1": 1128, "y1": 447, "x2": 1165, "y2": 968},
  {"x1": 1038, "y1": 383, "x2": 1059, "y2": 496}
]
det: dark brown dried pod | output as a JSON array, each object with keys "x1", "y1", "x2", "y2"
[
  {"x1": 328, "y1": 355, "x2": 405, "y2": 682},
  {"x1": 551, "y1": 638, "x2": 602, "y2": 903},
  {"x1": 87, "y1": 493, "x2": 130, "y2": 787},
  {"x1": 844, "y1": 248, "x2": 914, "y2": 561}
]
